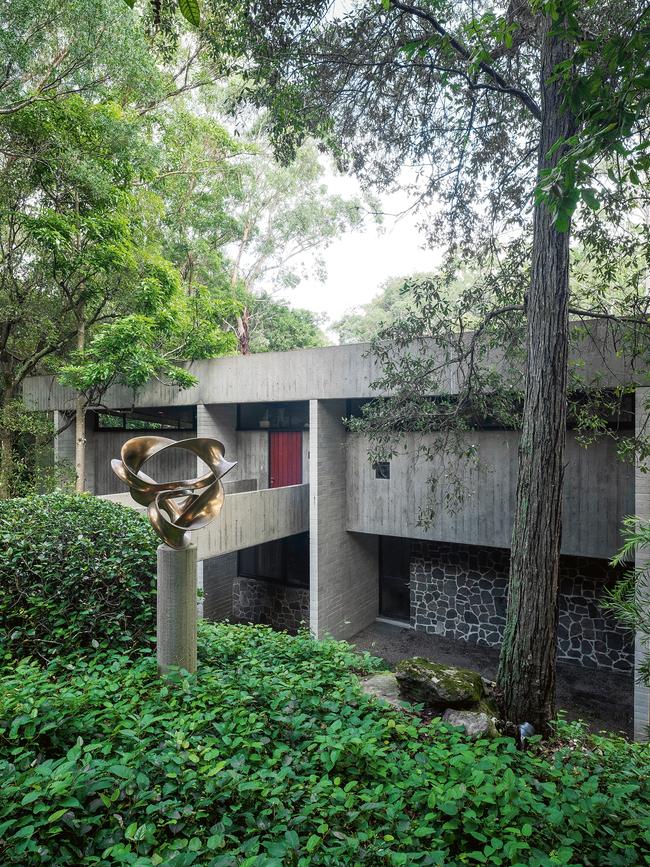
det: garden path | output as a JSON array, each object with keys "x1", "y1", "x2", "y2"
[{"x1": 351, "y1": 620, "x2": 633, "y2": 736}]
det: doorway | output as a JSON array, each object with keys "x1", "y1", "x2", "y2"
[
  {"x1": 379, "y1": 537, "x2": 411, "y2": 622},
  {"x1": 269, "y1": 431, "x2": 303, "y2": 488}
]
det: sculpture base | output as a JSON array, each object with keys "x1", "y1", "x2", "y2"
[{"x1": 157, "y1": 543, "x2": 197, "y2": 675}]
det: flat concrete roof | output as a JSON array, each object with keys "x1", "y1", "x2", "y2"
[{"x1": 23, "y1": 322, "x2": 647, "y2": 412}]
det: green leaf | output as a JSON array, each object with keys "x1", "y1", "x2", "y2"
[
  {"x1": 581, "y1": 188, "x2": 600, "y2": 211},
  {"x1": 178, "y1": 0, "x2": 200, "y2": 26}
]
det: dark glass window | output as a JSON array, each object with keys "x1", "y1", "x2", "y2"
[
  {"x1": 95, "y1": 406, "x2": 196, "y2": 432},
  {"x1": 237, "y1": 402, "x2": 309, "y2": 431},
  {"x1": 379, "y1": 537, "x2": 410, "y2": 622},
  {"x1": 374, "y1": 461, "x2": 390, "y2": 480},
  {"x1": 238, "y1": 533, "x2": 309, "y2": 588}
]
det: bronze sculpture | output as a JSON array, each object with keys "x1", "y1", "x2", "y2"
[{"x1": 112, "y1": 436, "x2": 237, "y2": 549}]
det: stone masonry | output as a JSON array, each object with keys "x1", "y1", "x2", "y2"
[
  {"x1": 411, "y1": 541, "x2": 634, "y2": 672},
  {"x1": 232, "y1": 576, "x2": 309, "y2": 633}
]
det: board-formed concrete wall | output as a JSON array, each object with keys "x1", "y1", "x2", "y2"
[
  {"x1": 309, "y1": 399, "x2": 378, "y2": 639},
  {"x1": 24, "y1": 322, "x2": 638, "y2": 413},
  {"x1": 91, "y1": 428, "x2": 196, "y2": 495},
  {"x1": 102, "y1": 483, "x2": 309, "y2": 560},
  {"x1": 346, "y1": 431, "x2": 634, "y2": 560},
  {"x1": 202, "y1": 553, "x2": 237, "y2": 621},
  {"x1": 53, "y1": 411, "x2": 76, "y2": 481},
  {"x1": 197, "y1": 404, "x2": 308, "y2": 491}
]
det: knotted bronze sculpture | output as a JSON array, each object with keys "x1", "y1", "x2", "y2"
[
  {"x1": 111, "y1": 435, "x2": 236, "y2": 548},
  {"x1": 112, "y1": 435, "x2": 237, "y2": 674}
]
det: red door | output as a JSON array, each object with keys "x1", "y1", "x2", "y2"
[{"x1": 269, "y1": 432, "x2": 302, "y2": 488}]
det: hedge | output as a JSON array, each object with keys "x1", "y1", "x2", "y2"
[{"x1": 0, "y1": 494, "x2": 157, "y2": 661}]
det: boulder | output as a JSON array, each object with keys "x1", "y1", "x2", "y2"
[
  {"x1": 359, "y1": 672, "x2": 410, "y2": 710},
  {"x1": 442, "y1": 709, "x2": 498, "y2": 739},
  {"x1": 395, "y1": 657, "x2": 485, "y2": 709}
]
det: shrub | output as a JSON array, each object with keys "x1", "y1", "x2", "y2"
[
  {"x1": 0, "y1": 623, "x2": 648, "y2": 866},
  {"x1": 606, "y1": 517, "x2": 650, "y2": 710},
  {"x1": 0, "y1": 494, "x2": 157, "y2": 661}
]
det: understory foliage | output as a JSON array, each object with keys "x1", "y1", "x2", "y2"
[
  {"x1": 0, "y1": 623, "x2": 648, "y2": 865},
  {"x1": 0, "y1": 495, "x2": 156, "y2": 661},
  {"x1": 606, "y1": 517, "x2": 650, "y2": 704}
]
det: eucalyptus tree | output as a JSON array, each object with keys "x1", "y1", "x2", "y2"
[
  {"x1": 227, "y1": 137, "x2": 368, "y2": 352},
  {"x1": 0, "y1": 0, "x2": 243, "y2": 495},
  {"x1": 0, "y1": 95, "x2": 155, "y2": 494},
  {"x1": 240, "y1": 292, "x2": 327, "y2": 353},
  {"x1": 0, "y1": 0, "x2": 165, "y2": 117},
  {"x1": 217, "y1": 0, "x2": 650, "y2": 729}
]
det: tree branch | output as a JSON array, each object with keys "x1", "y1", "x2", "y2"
[{"x1": 390, "y1": 0, "x2": 542, "y2": 121}]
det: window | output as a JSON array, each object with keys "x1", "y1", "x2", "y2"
[
  {"x1": 238, "y1": 533, "x2": 309, "y2": 588},
  {"x1": 374, "y1": 461, "x2": 390, "y2": 480},
  {"x1": 95, "y1": 406, "x2": 196, "y2": 432},
  {"x1": 237, "y1": 402, "x2": 309, "y2": 431}
]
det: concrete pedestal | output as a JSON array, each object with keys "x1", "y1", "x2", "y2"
[{"x1": 157, "y1": 543, "x2": 198, "y2": 675}]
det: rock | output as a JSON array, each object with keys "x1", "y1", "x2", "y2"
[
  {"x1": 442, "y1": 709, "x2": 498, "y2": 739},
  {"x1": 359, "y1": 672, "x2": 411, "y2": 709},
  {"x1": 395, "y1": 657, "x2": 485, "y2": 709}
]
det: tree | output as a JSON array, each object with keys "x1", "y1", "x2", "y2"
[
  {"x1": 217, "y1": 0, "x2": 650, "y2": 729},
  {"x1": 0, "y1": 0, "x2": 165, "y2": 118},
  {"x1": 333, "y1": 275, "x2": 418, "y2": 345},
  {"x1": 146, "y1": 102, "x2": 334, "y2": 356},
  {"x1": 0, "y1": 95, "x2": 162, "y2": 495},
  {"x1": 243, "y1": 292, "x2": 327, "y2": 353},
  {"x1": 0, "y1": 0, "x2": 245, "y2": 495},
  {"x1": 59, "y1": 278, "x2": 238, "y2": 417},
  {"x1": 227, "y1": 137, "x2": 368, "y2": 353}
]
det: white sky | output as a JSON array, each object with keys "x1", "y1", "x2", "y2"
[{"x1": 274, "y1": 175, "x2": 444, "y2": 335}]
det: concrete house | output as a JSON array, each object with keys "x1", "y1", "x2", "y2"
[{"x1": 24, "y1": 328, "x2": 650, "y2": 738}]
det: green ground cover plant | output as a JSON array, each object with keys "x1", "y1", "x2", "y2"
[
  {"x1": 0, "y1": 494, "x2": 157, "y2": 661},
  {"x1": 1, "y1": 622, "x2": 648, "y2": 866}
]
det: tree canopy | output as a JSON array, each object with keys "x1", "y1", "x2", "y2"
[{"x1": 213, "y1": 0, "x2": 650, "y2": 729}]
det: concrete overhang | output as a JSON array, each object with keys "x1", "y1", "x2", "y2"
[{"x1": 22, "y1": 321, "x2": 647, "y2": 412}]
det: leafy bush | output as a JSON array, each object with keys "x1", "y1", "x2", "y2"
[
  {"x1": 1, "y1": 623, "x2": 648, "y2": 866},
  {"x1": 0, "y1": 494, "x2": 157, "y2": 661},
  {"x1": 606, "y1": 516, "x2": 650, "y2": 706}
]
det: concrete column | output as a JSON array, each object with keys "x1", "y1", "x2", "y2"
[
  {"x1": 157, "y1": 543, "x2": 198, "y2": 675},
  {"x1": 309, "y1": 399, "x2": 378, "y2": 640},
  {"x1": 53, "y1": 410, "x2": 75, "y2": 482},
  {"x1": 195, "y1": 405, "x2": 238, "y2": 621},
  {"x1": 634, "y1": 387, "x2": 650, "y2": 741},
  {"x1": 53, "y1": 409, "x2": 96, "y2": 492},
  {"x1": 196, "y1": 404, "x2": 238, "y2": 468},
  {"x1": 82, "y1": 411, "x2": 96, "y2": 493}
]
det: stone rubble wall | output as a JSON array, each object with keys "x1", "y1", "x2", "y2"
[
  {"x1": 232, "y1": 576, "x2": 309, "y2": 633},
  {"x1": 411, "y1": 541, "x2": 634, "y2": 672}
]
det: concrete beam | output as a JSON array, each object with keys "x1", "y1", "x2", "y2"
[
  {"x1": 24, "y1": 321, "x2": 645, "y2": 412},
  {"x1": 101, "y1": 482, "x2": 309, "y2": 561}
]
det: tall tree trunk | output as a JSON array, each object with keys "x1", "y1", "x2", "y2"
[
  {"x1": 237, "y1": 306, "x2": 251, "y2": 355},
  {"x1": 497, "y1": 18, "x2": 574, "y2": 733},
  {"x1": 74, "y1": 319, "x2": 86, "y2": 494}
]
